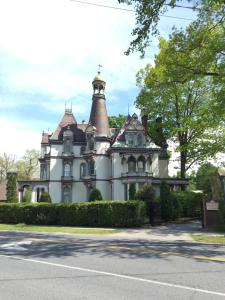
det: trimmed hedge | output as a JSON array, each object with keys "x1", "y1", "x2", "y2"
[{"x1": 0, "y1": 201, "x2": 146, "y2": 227}]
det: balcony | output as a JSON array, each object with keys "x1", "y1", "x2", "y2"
[
  {"x1": 62, "y1": 152, "x2": 74, "y2": 158},
  {"x1": 121, "y1": 171, "x2": 153, "y2": 183},
  {"x1": 61, "y1": 176, "x2": 73, "y2": 182}
]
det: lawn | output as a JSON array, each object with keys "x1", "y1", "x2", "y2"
[
  {"x1": 0, "y1": 223, "x2": 121, "y2": 235},
  {"x1": 192, "y1": 234, "x2": 225, "y2": 245}
]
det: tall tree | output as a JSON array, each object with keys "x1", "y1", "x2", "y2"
[
  {"x1": 136, "y1": 35, "x2": 225, "y2": 178},
  {"x1": 16, "y1": 149, "x2": 40, "y2": 180},
  {"x1": 0, "y1": 153, "x2": 15, "y2": 182}
]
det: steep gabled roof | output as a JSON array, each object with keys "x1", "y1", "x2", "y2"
[{"x1": 50, "y1": 111, "x2": 77, "y2": 140}]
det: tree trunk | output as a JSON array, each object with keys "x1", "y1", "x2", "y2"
[{"x1": 180, "y1": 151, "x2": 187, "y2": 191}]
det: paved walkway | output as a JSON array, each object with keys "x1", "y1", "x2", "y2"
[{"x1": 116, "y1": 221, "x2": 212, "y2": 241}]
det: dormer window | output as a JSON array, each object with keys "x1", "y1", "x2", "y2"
[{"x1": 63, "y1": 127, "x2": 73, "y2": 154}]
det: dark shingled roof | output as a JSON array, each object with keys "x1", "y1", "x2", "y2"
[
  {"x1": 50, "y1": 111, "x2": 77, "y2": 140},
  {"x1": 50, "y1": 111, "x2": 86, "y2": 143}
]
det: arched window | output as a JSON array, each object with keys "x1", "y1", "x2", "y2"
[
  {"x1": 80, "y1": 146, "x2": 85, "y2": 155},
  {"x1": 89, "y1": 136, "x2": 95, "y2": 150},
  {"x1": 137, "y1": 156, "x2": 145, "y2": 173},
  {"x1": 128, "y1": 156, "x2": 136, "y2": 173},
  {"x1": 64, "y1": 163, "x2": 71, "y2": 177},
  {"x1": 80, "y1": 163, "x2": 87, "y2": 178},
  {"x1": 89, "y1": 160, "x2": 95, "y2": 176}
]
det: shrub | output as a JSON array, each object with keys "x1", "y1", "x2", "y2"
[
  {"x1": 39, "y1": 191, "x2": 52, "y2": 203},
  {"x1": 89, "y1": 188, "x2": 103, "y2": 202},
  {"x1": 135, "y1": 184, "x2": 155, "y2": 224},
  {"x1": 22, "y1": 188, "x2": 31, "y2": 202},
  {"x1": 0, "y1": 201, "x2": 146, "y2": 227},
  {"x1": 172, "y1": 191, "x2": 202, "y2": 218},
  {"x1": 160, "y1": 181, "x2": 181, "y2": 221},
  {"x1": 6, "y1": 173, "x2": 18, "y2": 203}
]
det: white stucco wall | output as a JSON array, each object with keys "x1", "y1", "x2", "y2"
[
  {"x1": 50, "y1": 158, "x2": 62, "y2": 180},
  {"x1": 51, "y1": 144, "x2": 62, "y2": 156},
  {"x1": 112, "y1": 180, "x2": 125, "y2": 200},
  {"x1": 49, "y1": 182, "x2": 61, "y2": 203},
  {"x1": 72, "y1": 182, "x2": 87, "y2": 202}
]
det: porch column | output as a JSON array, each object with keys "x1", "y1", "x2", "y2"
[{"x1": 31, "y1": 188, "x2": 36, "y2": 203}]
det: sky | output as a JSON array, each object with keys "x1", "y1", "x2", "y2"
[{"x1": 0, "y1": 0, "x2": 196, "y2": 170}]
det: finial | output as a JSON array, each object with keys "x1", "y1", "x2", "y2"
[{"x1": 98, "y1": 64, "x2": 103, "y2": 73}]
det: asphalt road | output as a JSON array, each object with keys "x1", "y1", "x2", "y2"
[{"x1": 0, "y1": 229, "x2": 225, "y2": 300}]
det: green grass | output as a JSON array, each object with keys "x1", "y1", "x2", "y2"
[
  {"x1": 0, "y1": 224, "x2": 121, "y2": 235},
  {"x1": 192, "y1": 234, "x2": 225, "y2": 245}
]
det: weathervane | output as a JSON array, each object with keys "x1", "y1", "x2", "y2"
[{"x1": 98, "y1": 64, "x2": 103, "y2": 73}]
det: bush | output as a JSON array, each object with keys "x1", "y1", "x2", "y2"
[
  {"x1": 160, "y1": 181, "x2": 181, "y2": 221},
  {"x1": 22, "y1": 188, "x2": 31, "y2": 203},
  {"x1": 135, "y1": 184, "x2": 155, "y2": 225},
  {"x1": 0, "y1": 201, "x2": 146, "y2": 227},
  {"x1": 172, "y1": 191, "x2": 202, "y2": 218},
  {"x1": 39, "y1": 191, "x2": 52, "y2": 203},
  {"x1": 89, "y1": 188, "x2": 103, "y2": 202},
  {"x1": 6, "y1": 173, "x2": 18, "y2": 203}
]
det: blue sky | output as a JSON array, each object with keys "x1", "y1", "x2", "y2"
[{"x1": 0, "y1": 0, "x2": 195, "y2": 158}]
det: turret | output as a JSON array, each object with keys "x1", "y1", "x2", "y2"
[{"x1": 89, "y1": 70, "x2": 110, "y2": 137}]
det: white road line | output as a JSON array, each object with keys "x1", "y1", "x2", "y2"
[{"x1": 1, "y1": 254, "x2": 225, "y2": 297}]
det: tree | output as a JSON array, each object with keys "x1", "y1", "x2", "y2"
[
  {"x1": 39, "y1": 191, "x2": 52, "y2": 203},
  {"x1": 89, "y1": 188, "x2": 103, "y2": 202},
  {"x1": 6, "y1": 172, "x2": 18, "y2": 202},
  {"x1": 108, "y1": 115, "x2": 126, "y2": 128},
  {"x1": 196, "y1": 163, "x2": 218, "y2": 199},
  {"x1": 136, "y1": 34, "x2": 225, "y2": 178},
  {"x1": 16, "y1": 149, "x2": 40, "y2": 180},
  {"x1": 118, "y1": 0, "x2": 225, "y2": 59},
  {"x1": 0, "y1": 153, "x2": 15, "y2": 182}
]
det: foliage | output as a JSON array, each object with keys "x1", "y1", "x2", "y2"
[
  {"x1": 118, "y1": 0, "x2": 225, "y2": 59},
  {"x1": 160, "y1": 181, "x2": 176, "y2": 221},
  {"x1": 135, "y1": 183, "x2": 155, "y2": 202},
  {"x1": 136, "y1": 34, "x2": 225, "y2": 178},
  {"x1": 108, "y1": 114, "x2": 126, "y2": 128},
  {"x1": 22, "y1": 187, "x2": 31, "y2": 203},
  {"x1": 38, "y1": 191, "x2": 52, "y2": 203},
  {"x1": 135, "y1": 184, "x2": 155, "y2": 224},
  {"x1": 16, "y1": 149, "x2": 40, "y2": 180},
  {"x1": 195, "y1": 163, "x2": 218, "y2": 199},
  {"x1": 6, "y1": 173, "x2": 18, "y2": 203},
  {"x1": 172, "y1": 191, "x2": 202, "y2": 218},
  {"x1": 89, "y1": 188, "x2": 103, "y2": 202},
  {"x1": 0, "y1": 149, "x2": 40, "y2": 181},
  {"x1": 0, "y1": 201, "x2": 146, "y2": 227},
  {"x1": 128, "y1": 183, "x2": 136, "y2": 200},
  {"x1": 0, "y1": 153, "x2": 15, "y2": 182}
]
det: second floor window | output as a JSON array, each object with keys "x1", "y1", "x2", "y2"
[{"x1": 64, "y1": 163, "x2": 71, "y2": 177}]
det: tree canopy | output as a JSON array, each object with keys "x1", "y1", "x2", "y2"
[
  {"x1": 108, "y1": 115, "x2": 126, "y2": 128},
  {"x1": 136, "y1": 33, "x2": 225, "y2": 178},
  {"x1": 118, "y1": 0, "x2": 225, "y2": 60}
]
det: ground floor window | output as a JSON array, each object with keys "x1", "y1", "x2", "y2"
[{"x1": 62, "y1": 185, "x2": 72, "y2": 202}]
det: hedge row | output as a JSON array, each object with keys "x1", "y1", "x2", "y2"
[{"x1": 0, "y1": 201, "x2": 146, "y2": 227}]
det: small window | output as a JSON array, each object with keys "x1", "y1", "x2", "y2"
[
  {"x1": 89, "y1": 137, "x2": 95, "y2": 150},
  {"x1": 80, "y1": 163, "x2": 87, "y2": 178},
  {"x1": 89, "y1": 160, "x2": 95, "y2": 176}
]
